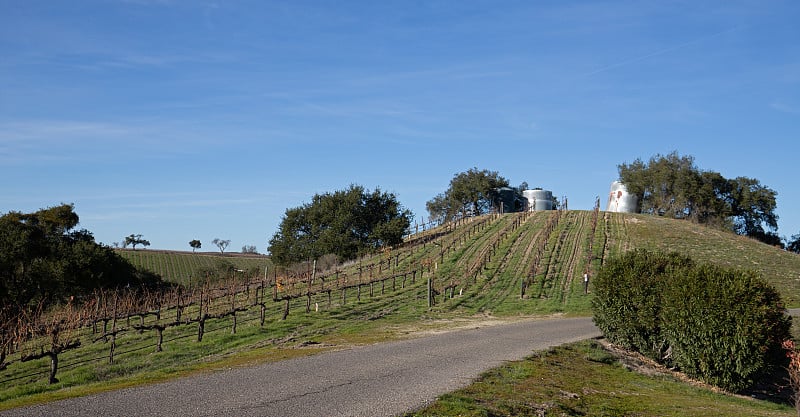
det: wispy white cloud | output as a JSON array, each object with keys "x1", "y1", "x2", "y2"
[
  {"x1": 0, "y1": 118, "x2": 228, "y2": 166},
  {"x1": 1, "y1": 0, "x2": 235, "y2": 73},
  {"x1": 771, "y1": 101, "x2": 800, "y2": 115},
  {"x1": 0, "y1": 120, "x2": 133, "y2": 143},
  {"x1": 582, "y1": 25, "x2": 744, "y2": 77},
  {"x1": 0, "y1": 120, "x2": 132, "y2": 164},
  {"x1": 118, "y1": 0, "x2": 176, "y2": 5},
  {"x1": 77, "y1": 194, "x2": 285, "y2": 226},
  {"x1": 0, "y1": 188, "x2": 291, "y2": 220},
  {"x1": 117, "y1": 0, "x2": 219, "y2": 8},
  {"x1": 30, "y1": 49, "x2": 238, "y2": 73},
  {"x1": 348, "y1": 64, "x2": 510, "y2": 88}
]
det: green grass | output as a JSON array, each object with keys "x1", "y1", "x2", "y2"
[
  {"x1": 622, "y1": 213, "x2": 800, "y2": 307},
  {"x1": 407, "y1": 340, "x2": 794, "y2": 417},
  {"x1": 3, "y1": 211, "x2": 798, "y2": 411}
]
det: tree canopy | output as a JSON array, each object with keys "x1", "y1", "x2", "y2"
[
  {"x1": 0, "y1": 204, "x2": 161, "y2": 313},
  {"x1": 212, "y1": 238, "x2": 231, "y2": 253},
  {"x1": 268, "y1": 185, "x2": 413, "y2": 266},
  {"x1": 426, "y1": 168, "x2": 509, "y2": 223},
  {"x1": 618, "y1": 152, "x2": 780, "y2": 244},
  {"x1": 788, "y1": 234, "x2": 800, "y2": 254},
  {"x1": 124, "y1": 233, "x2": 150, "y2": 250}
]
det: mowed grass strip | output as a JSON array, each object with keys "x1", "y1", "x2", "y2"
[{"x1": 407, "y1": 340, "x2": 794, "y2": 417}]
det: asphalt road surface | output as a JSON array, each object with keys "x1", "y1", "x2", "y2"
[{"x1": 2, "y1": 316, "x2": 600, "y2": 417}]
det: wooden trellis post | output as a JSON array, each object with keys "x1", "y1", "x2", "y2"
[{"x1": 282, "y1": 298, "x2": 290, "y2": 320}]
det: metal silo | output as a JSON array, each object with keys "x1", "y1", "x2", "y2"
[
  {"x1": 606, "y1": 181, "x2": 638, "y2": 213},
  {"x1": 496, "y1": 187, "x2": 526, "y2": 213},
  {"x1": 496, "y1": 187, "x2": 516, "y2": 213},
  {"x1": 523, "y1": 189, "x2": 554, "y2": 211}
]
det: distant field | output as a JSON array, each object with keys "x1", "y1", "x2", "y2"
[{"x1": 116, "y1": 249, "x2": 271, "y2": 286}]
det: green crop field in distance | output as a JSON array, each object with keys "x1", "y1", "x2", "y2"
[{"x1": 116, "y1": 249, "x2": 271, "y2": 286}]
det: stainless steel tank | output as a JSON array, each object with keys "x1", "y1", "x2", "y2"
[
  {"x1": 496, "y1": 187, "x2": 519, "y2": 213},
  {"x1": 523, "y1": 189, "x2": 554, "y2": 211}
]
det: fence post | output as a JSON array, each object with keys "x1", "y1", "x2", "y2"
[{"x1": 427, "y1": 275, "x2": 432, "y2": 308}]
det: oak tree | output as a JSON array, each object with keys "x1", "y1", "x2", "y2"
[
  {"x1": 787, "y1": 234, "x2": 800, "y2": 254},
  {"x1": 618, "y1": 152, "x2": 779, "y2": 244},
  {"x1": 124, "y1": 234, "x2": 150, "y2": 250},
  {"x1": 268, "y1": 185, "x2": 412, "y2": 265},
  {"x1": 212, "y1": 238, "x2": 230, "y2": 253},
  {"x1": 426, "y1": 167, "x2": 509, "y2": 223}
]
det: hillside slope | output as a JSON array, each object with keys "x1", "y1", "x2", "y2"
[
  {"x1": 619, "y1": 213, "x2": 800, "y2": 306},
  {"x1": 119, "y1": 210, "x2": 799, "y2": 311}
]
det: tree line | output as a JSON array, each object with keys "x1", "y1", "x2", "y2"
[
  {"x1": 618, "y1": 151, "x2": 784, "y2": 245},
  {"x1": 0, "y1": 204, "x2": 162, "y2": 318},
  {"x1": 266, "y1": 158, "x2": 800, "y2": 271}
]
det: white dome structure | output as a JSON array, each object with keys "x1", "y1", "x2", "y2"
[{"x1": 606, "y1": 181, "x2": 638, "y2": 213}]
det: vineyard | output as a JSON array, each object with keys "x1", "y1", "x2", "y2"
[
  {"x1": 115, "y1": 250, "x2": 271, "y2": 286},
  {"x1": 2, "y1": 208, "x2": 799, "y2": 407}
]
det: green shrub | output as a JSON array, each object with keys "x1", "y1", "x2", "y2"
[
  {"x1": 661, "y1": 263, "x2": 791, "y2": 391},
  {"x1": 591, "y1": 249, "x2": 693, "y2": 359},
  {"x1": 592, "y1": 249, "x2": 791, "y2": 392}
]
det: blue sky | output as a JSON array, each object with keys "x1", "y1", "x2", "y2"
[{"x1": 2, "y1": 0, "x2": 799, "y2": 252}]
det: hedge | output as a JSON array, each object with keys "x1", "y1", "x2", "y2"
[{"x1": 592, "y1": 249, "x2": 791, "y2": 392}]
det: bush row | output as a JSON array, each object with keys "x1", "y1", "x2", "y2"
[{"x1": 592, "y1": 249, "x2": 791, "y2": 392}]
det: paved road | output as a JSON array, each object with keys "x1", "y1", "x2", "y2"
[{"x1": 3, "y1": 316, "x2": 600, "y2": 417}]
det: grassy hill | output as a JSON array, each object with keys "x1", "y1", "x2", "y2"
[
  {"x1": 2, "y1": 210, "x2": 799, "y2": 413},
  {"x1": 622, "y1": 213, "x2": 800, "y2": 306},
  {"x1": 118, "y1": 211, "x2": 799, "y2": 309}
]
